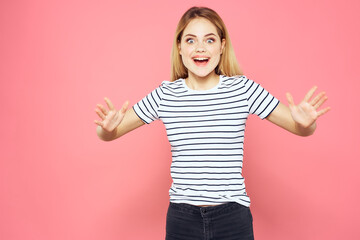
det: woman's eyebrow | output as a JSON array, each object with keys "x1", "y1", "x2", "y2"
[{"x1": 183, "y1": 33, "x2": 217, "y2": 38}]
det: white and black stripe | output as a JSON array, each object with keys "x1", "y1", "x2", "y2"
[{"x1": 133, "y1": 75, "x2": 279, "y2": 207}]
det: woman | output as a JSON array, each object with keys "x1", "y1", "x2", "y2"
[{"x1": 94, "y1": 7, "x2": 330, "y2": 240}]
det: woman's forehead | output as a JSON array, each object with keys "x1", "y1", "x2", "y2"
[{"x1": 182, "y1": 17, "x2": 219, "y2": 38}]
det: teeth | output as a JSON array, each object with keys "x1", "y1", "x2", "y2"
[{"x1": 194, "y1": 58, "x2": 209, "y2": 61}]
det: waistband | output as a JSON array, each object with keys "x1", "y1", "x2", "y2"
[{"x1": 169, "y1": 201, "x2": 247, "y2": 217}]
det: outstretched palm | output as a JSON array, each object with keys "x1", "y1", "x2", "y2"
[
  {"x1": 94, "y1": 98, "x2": 129, "y2": 133},
  {"x1": 287, "y1": 86, "x2": 330, "y2": 128}
]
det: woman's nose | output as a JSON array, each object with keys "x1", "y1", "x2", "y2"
[
  {"x1": 195, "y1": 42, "x2": 206, "y2": 52},
  {"x1": 196, "y1": 45, "x2": 205, "y2": 52}
]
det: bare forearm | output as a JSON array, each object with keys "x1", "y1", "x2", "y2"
[{"x1": 266, "y1": 102, "x2": 317, "y2": 137}]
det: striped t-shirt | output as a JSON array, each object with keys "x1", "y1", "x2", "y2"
[{"x1": 133, "y1": 75, "x2": 279, "y2": 207}]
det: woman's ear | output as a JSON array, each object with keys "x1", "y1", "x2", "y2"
[
  {"x1": 178, "y1": 41, "x2": 181, "y2": 55},
  {"x1": 221, "y1": 38, "x2": 226, "y2": 54}
]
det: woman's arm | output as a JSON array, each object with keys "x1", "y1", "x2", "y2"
[
  {"x1": 94, "y1": 98, "x2": 145, "y2": 141},
  {"x1": 266, "y1": 86, "x2": 330, "y2": 136}
]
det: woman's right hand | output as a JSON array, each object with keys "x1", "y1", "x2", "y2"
[{"x1": 94, "y1": 97, "x2": 129, "y2": 133}]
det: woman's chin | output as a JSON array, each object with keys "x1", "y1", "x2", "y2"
[{"x1": 188, "y1": 70, "x2": 216, "y2": 79}]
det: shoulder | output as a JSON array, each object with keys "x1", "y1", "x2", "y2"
[
  {"x1": 158, "y1": 79, "x2": 186, "y2": 94},
  {"x1": 220, "y1": 75, "x2": 254, "y2": 89},
  {"x1": 159, "y1": 79, "x2": 183, "y2": 88}
]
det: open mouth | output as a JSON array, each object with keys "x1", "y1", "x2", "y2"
[{"x1": 193, "y1": 57, "x2": 210, "y2": 66}]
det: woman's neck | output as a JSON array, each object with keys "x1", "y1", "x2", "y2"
[{"x1": 185, "y1": 71, "x2": 220, "y2": 91}]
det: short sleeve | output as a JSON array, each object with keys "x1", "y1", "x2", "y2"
[
  {"x1": 243, "y1": 77, "x2": 280, "y2": 119},
  {"x1": 132, "y1": 85, "x2": 163, "y2": 124}
]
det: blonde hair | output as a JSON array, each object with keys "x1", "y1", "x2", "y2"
[{"x1": 171, "y1": 7, "x2": 242, "y2": 81}]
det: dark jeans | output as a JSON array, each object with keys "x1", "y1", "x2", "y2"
[{"x1": 166, "y1": 202, "x2": 254, "y2": 240}]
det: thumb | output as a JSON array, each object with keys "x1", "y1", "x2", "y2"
[
  {"x1": 286, "y1": 92, "x2": 295, "y2": 108},
  {"x1": 120, "y1": 101, "x2": 129, "y2": 114}
]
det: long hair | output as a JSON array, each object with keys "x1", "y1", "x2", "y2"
[{"x1": 171, "y1": 7, "x2": 242, "y2": 81}]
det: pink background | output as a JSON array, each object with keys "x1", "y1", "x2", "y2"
[{"x1": 1, "y1": 0, "x2": 359, "y2": 239}]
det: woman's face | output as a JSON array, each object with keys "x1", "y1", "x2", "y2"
[{"x1": 178, "y1": 17, "x2": 225, "y2": 79}]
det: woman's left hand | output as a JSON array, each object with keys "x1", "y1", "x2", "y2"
[{"x1": 286, "y1": 86, "x2": 330, "y2": 129}]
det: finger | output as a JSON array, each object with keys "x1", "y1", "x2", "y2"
[
  {"x1": 310, "y1": 92, "x2": 325, "y2": 106},
  {"x1": 97, "y1": 104, "x2": 108, "y2": 115},
  {"x1": 286, "y1": 92, "x2": 295, "y2": 108},
  {"x1": 94, "y1": 120, "x2": 104, "y2": 127},
  {"x1": 314, "y1": 95, "x2": 328, "y2": 109},
  {"x1": 303, "y1": 86, "x2": 318, "y2": 102},
  {"x1": 317, "y1": 107, "x2": 331, "y2": 117},
  {"x1": 104, "y1": 97, "x2": 115, "y2": 111},
  {"x1": 120, "y1": 101, "x2": 129, "y2": 114},
  {"x1": 95, "y1": 108, "x2": 106, "y2": 120}
]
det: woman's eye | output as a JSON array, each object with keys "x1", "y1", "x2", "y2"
[
  {"x1": 206, "y1": 38, "x2": 215, "y2": 43},
  {"x1": 186, "y1": 39, "x2": 195, "y2": 44}
]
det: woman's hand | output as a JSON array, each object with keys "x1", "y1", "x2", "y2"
[
  {"x1": 94, "y1": 97, "x2": 129, "y2": 133},
  {"x1": 286, "y1": 86, "x2": 330, "y2": 129}
]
